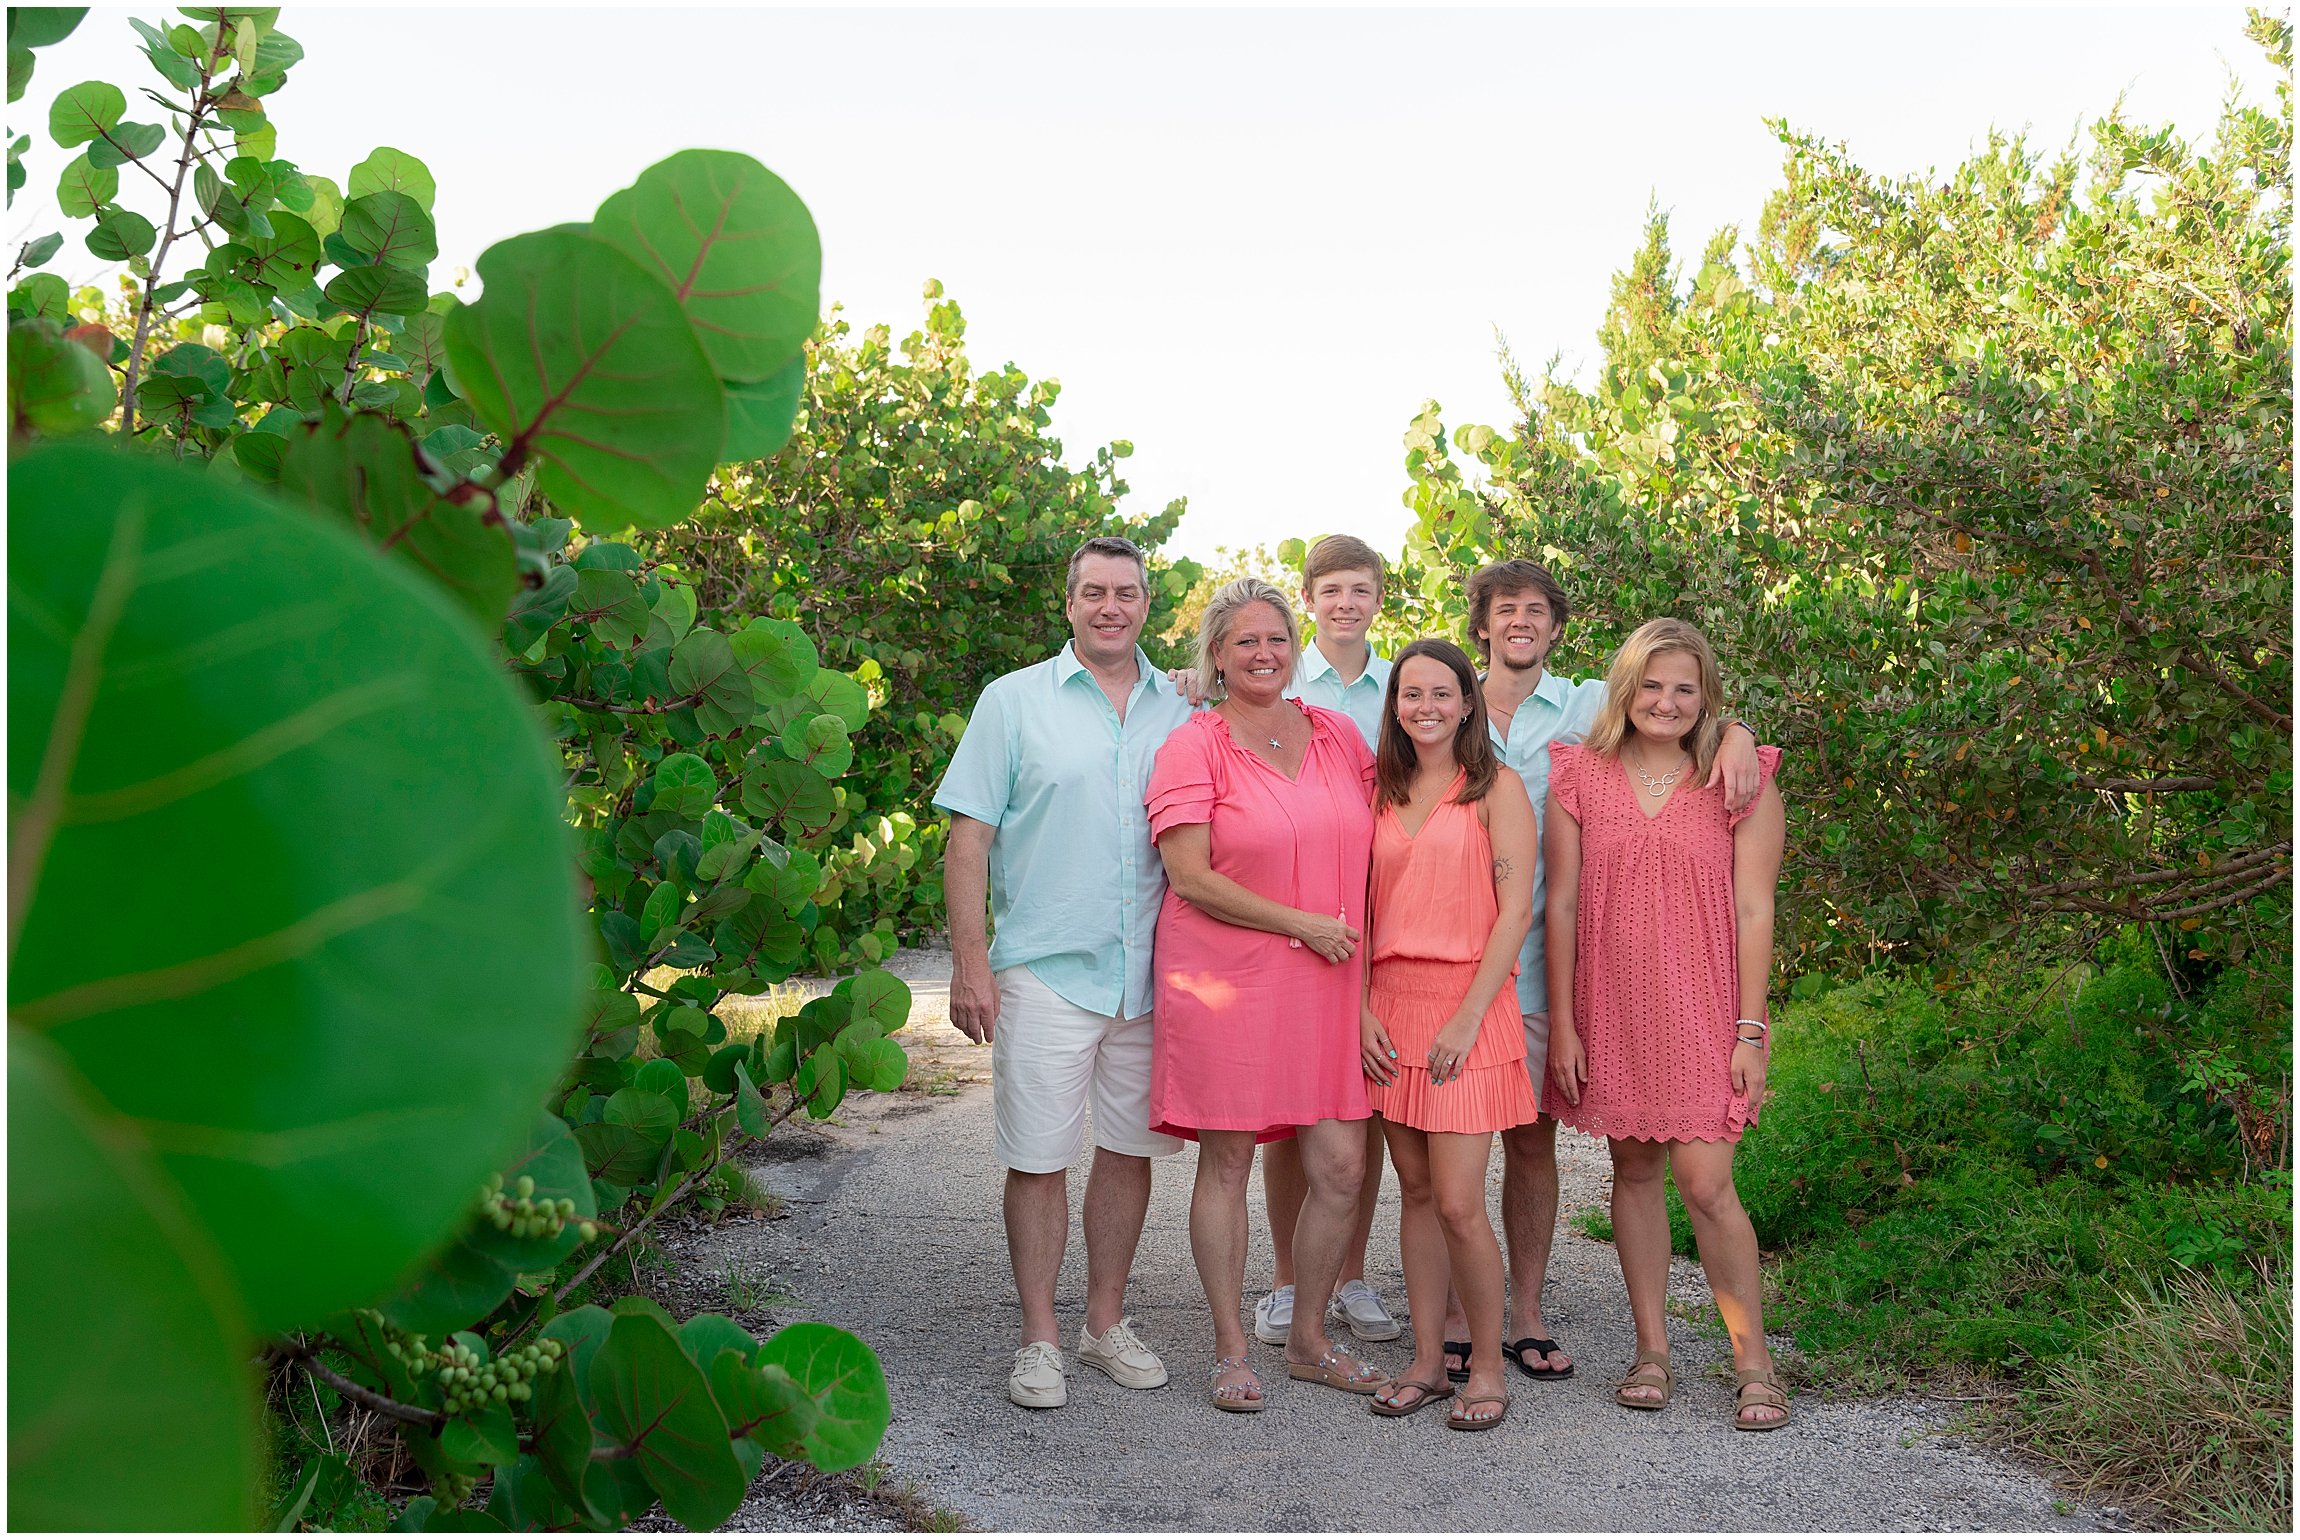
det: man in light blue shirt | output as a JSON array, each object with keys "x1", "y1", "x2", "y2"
[
  {"x1": 934, "y1": 536, "x2": 1189, "y2": 1409},
  {"x1": 1444, "y1": 558, "x2": 1759, "y2": 1385}
]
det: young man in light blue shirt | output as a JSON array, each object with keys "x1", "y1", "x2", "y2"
[
  {"x1": 1442, "y1": 558, "x2": 1761, "y2": 1385},
  {"x1": 934, "y1": 537, "x2": 1189, "y2": 1409}
]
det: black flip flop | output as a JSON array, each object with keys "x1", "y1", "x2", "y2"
[
  {"x1": 1502, "y1": 1336, "x2": 1576, "y2": 1380},
  {"x1": 1442, "y1": 1340, "x2": 1473, "y2": 1384}
]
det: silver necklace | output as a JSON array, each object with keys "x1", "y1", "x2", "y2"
[{"x1": 1630, "y1": 753, "x2": 1689, "y2": 796}]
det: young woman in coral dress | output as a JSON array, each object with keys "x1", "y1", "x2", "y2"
[
  {"x1": 1147, "y1": 579, "x2": 1385, "y2": 1413},
  {"x1": 1356, "y1": 640, "x2": 1540, "y2": 1431},
  {"x1": 1545, "y1": 618, "x2": 1791, "y2": 1430}
]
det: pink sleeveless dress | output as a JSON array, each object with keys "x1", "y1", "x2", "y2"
[
  {"x1": 1546, "y1": 742, "x2": 1782, "y2": 1143},
  {"x1": 1363, "y1": 771, "x2": 1540, "y2": 1135}
]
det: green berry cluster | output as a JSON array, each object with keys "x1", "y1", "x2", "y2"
[
  {"x1": 480, "y1": 1173, "x2": 598, "y2": 1243},
  {"x1": 432, "y1": 1335, "x2": 564, "y2": 1416},
  {"x1": 435, "y1": 1471, "x2": 477, "y2": 1506}
]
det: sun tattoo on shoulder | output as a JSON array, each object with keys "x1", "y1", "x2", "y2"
[{"x1": 1493, "y1": 855, "x2": 1516, "y2": 881}]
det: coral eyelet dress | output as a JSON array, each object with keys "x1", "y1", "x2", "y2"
[
  {"x1": 1547, "y1": 742, "x2": 1782, "y2": 1144},
  {"x1": 1145, "y1": 704, "x2": 1376, "y2": 1142},
  {"x1": 1363, "y1": 771, "x2": 1541, "y2": 1135}
]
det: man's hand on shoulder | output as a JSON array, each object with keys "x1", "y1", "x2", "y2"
[
  {"x1": 1167, "y1": 666, "x2": 1209, "y2": 707},
  {"x1": 1709, "y1": 720, "x2": 1762, "y2": 813}
]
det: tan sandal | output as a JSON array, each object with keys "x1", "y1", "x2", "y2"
[
  {"x1": 1210, "y1": 1354, "x2": 1263, "y2": 1414},
  {"x1": 1734, "y1": 1368, "x2": 1791, "y2": 1431},
  {"x1": 1367, "y1": 1376, "x2": 1448, "y2": 1417},
  {"x1": 1285, "y1": 1347, "x2": 1385, "y2": 1395},
  {"x1": 1446, "y1": 1389, "x2": 1511, "y2": 1431},
  {"x1": 1614, "y1": 1349, "x2": 1672, "y2": 1410}
]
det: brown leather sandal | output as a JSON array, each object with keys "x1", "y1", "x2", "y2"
[
  {"x1": 1734, "y1": 1367, "x2": 1791, "y2": 1431},
  {"x1": 1613, "y1": 1349, "x2": 1673, "y2": 1410}
]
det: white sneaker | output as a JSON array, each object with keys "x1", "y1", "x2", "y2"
[
  {"x1": 1076, "y1": 1317, "x2": 1170, "y2": 1389},
  {"x1": 1252, "y1": 1284, "x2": 1295, "y2": 1345},
  {"x1": 1008, "y1": 1340, "x2": 1067, "y2": 1408},
  {"x1": 1330, "y1": 1278, "x2": 1402, "y2": 1342}
]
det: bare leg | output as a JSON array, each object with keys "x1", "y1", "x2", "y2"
[
  {"x1": 1499, "y1": 1115, "x2": 1570, "y2": 1371},
  {"x1": 1189, "y1": 1133, "x2": 1260, "y2": 1362},
  {"x1": 1337, "y1": 1115, "x2": 1385, "y2": 1287},
  {"x1": 1081, "y1": 1149, "x2": 1151, "y2": 1338},
  {"x1": 1283, "y1": 1118, "x2": 1371, "y2": 1370},
  {"x1": 1608, "y1": 1137, "x2": 1674, "y2": 1403},
  {"x1": 1262, "y1": 1138, "x2": 1305, "y2": 1288},
  {"x1": 1372, "y1": 1123, "x2": 1448, "y2": 1407},
  {"x1": 1429, "y1": 1131, "x2": 1508, "y2": 1416},
  {"x1": 1668, "y1": 1138, "x2": 1782, "y2": 1425},
  {"x1": 1006, "y1": 1168, "x2": 1069, "y2": 1348}
]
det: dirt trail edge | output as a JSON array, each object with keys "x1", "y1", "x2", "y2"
[{"x1": 660, "y1": 950, "x2": 2107, "y2": 1533}]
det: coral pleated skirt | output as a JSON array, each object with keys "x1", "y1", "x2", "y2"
[{"x1": 1364, "y1": 957, "x2": 1540, "y2": 1135}]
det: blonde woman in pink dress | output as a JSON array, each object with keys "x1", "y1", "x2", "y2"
[
  {"x1": 1544, "y1": 618, "x2": 1791, "y2": 1431},
  {"x1": 1356, "y1": 640, "x2": 1539, "y2": 1431},
  {"x1": 1147, "y1": 579, "x2": 1384, "y2": 1413}
]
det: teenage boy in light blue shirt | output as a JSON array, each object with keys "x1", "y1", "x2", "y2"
[{"x1": 934, "y1": 537, "x2": 1188, "y2": 1410}]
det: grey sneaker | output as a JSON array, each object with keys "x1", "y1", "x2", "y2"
[
  {"x1": 1252, "y1": 1284, "x2": 1295, "y2": 1345},
  {"x1": 1008, "y1": 1340, "x2": 1067, "y2": 1408},
  {"x1": 1330, "y1": 1278, "x2": 1402, "y2": 1342},
  {"x1": 1076, "y1": 1317, "x2": 1169, "y2": 1389}
]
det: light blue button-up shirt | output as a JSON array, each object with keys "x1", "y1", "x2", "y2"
[
  {"x1": 932, "y1": 642, "x2": 1191, "y2": 1020},
  {"x1": 1288, "y1": 643, "x2": 1392, "y2": 752},
  {"x1": 1490, "y1": 668, "x2": 1610, "y2": 1013}
]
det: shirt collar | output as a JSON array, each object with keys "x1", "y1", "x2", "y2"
[
  {"x1": 1529, "y1": 668, "x2": 1576, "y2": 709},
  {"x1": 1054, "y1": 640, "x2": 1165, "y2": 695},
  {"x1": 1297, "y1": 640, "x2": 1384, "y2": 687}
]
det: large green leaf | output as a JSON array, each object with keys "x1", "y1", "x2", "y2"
[
  {"x1": 591, "y1": 149, "x2": 820, "y2": 383},
  {"x1": 347, "y1": 145, "x2": 435, "y2": 213},
  {"x1": 708, "y1": 1348, "x2": 817, "y2": 1461},
  {"x1": 324, "y1": 262, "x2": 428, "y2": 320},
  {"x1": 729, "y1": 615, "x2": 817, "y2": 703},
  {"x1": 338, "y1": 189, "x2": 436, "y2": 271},
  {"x1": 753, "y1": 1322, "x2": 889, "y2": 1473},
  {"x1": 47, "y1": 78, "x2": 121, "y2": 147},
  {"x1": 843, "y1": 968, "x2": 912, "y2": 1034},
  {"x1": 586, "y1": 1312, "x2": 747, "y2": 1531},
  {"x1": 739, "y1": 760, "x2": 836, "y2": 840},
  {"x1": 241, "y1": 209, "x2": 320, "y2": 290},
  {"x1": 274, "y1": 408, "x2": 518, "y2": 629},
  {"x1": 669, "y1": 627, "x2": 755, "y2": 736},
  {"x1": 9, "y1": 319, "x2": 115, "y2": 436},
  {"x1": 442, "y1": 230, "x2": 722, "y2": 531},
  {"x1": 11, "y1": 9, "x2": 88, "y2": 49},
  {"x1": 720, "y1": 357, "x2": 804, "y2": 460},
  {"x1": 7, "y1": 445, "x2": 584, "y2": 1331},
  {"x1": 54, "y1": 150, "x2": 113, "y2": 215},
  {"x1": 780, "y1": 712, "x2": 852, "y2": 778},
  {"x1": 8, "y1": 1034, "x2": 257, "y2": 1529}
]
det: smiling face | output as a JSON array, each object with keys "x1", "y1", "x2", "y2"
[
  {"x1": 1215, "y1": 600, "x2": 1296, "y2": 706},
  {"x1": 1394, "y1": 653, "x2": 1467, "y2": 755},
  {"x1": 1627, "y1": 647, "x2": 1705, "y2": 751},
  {"x1": 1478, "y1": 585, "x2": 1564, "y2": 675},
  {"x1": 1303, "y1": 566, "x2": 1381, "y2": 654},
  {"x1": 1064, "y1": 552, "x2": 1150, "y2": 670}
]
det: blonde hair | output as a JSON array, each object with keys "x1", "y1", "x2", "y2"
[
  {"x1": 1584, "y1": 618, "x2": 1726, "y2": 782},
  {"x1": 1196, "y1": 578, "x2": 1300, "y2": 700}
]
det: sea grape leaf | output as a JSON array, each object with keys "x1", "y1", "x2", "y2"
[
  {"x1": 348, "y1": 145, "x2": 436, "y2": 213},
  {"x1": 719, "y1": 356, "x2": 804, "y2": 460},
  {"x1": 590, "y1": 149, "x2": 820, "y2": 383},
  {"x1": 586, "y1": 1312, "x2": 747, "y2": 1532},
  {"x1": 8, "y1": 445, "x2": 584, "y2": 1331},
  {"x1": 8, "y1": 1034, "x2": 258, "y2": 1529},
  {"x1": 752, "y1": 1322, "x2": 889, "y2": 1473},
  {"x1": 442, "y1": 229, "x2": 721, "y2": 531}
]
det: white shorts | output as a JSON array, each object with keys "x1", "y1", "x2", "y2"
[
  {"x1": 991, "y1": 966, "x2": 1183, "y2": 1173},
  {"x1": 1521, "y1": 1011, "x2": 1553, "y2": 1118}
]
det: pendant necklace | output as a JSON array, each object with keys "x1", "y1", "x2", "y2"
[{"x1": 1630, "y1": 752, "x2": 1689, "y2": 797}]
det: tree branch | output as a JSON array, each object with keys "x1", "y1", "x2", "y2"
[{"x1": 287, "y1": 1346, "x2": 445, "y2": 1432}]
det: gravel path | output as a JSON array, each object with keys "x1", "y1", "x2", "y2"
[{"x1": 656, "y1": 950, "x2": 2108, "y2": 1532}]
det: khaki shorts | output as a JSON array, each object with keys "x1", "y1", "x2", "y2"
[
  {"x1": 1520, "y1": 1010, "x2": 1552, "y2": 1118},
  {"x1": 990, "y1": 966, "x2": 1184, "y2": 1174}
]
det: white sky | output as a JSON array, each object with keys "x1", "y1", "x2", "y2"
[{"x1": 12, "y1": 3, "x2": 2276, "y2": 561}]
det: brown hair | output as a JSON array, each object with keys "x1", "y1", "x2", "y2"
[
  {"x1": 1374, "y1": 638, "x2": 1500, "y2": 810},
  {"x1": 1066, "y1": 535, "x2": 1148, "y2": 598},
  {"x1": 1463, "y1": 559, "x2": 1572, "y2": 662},
  {"x1": 1301, "y1": 534, "x2": 1386, "y2": 596},
  {"x1": 1583, "y1": 618, "x2": 1727, "y2": 782}
]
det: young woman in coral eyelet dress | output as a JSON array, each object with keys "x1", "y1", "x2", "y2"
[
  {"x1": 1356, "y1": 639, "x2": 1540, "y2": 1431},
  {"x1": 1544, "y1": 618, "x2": 1792, "y2": 1432}
]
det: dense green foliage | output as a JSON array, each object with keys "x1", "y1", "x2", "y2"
[
  {"x1": 10, "y1": 8, "x2": 902, "y2": 1530},
  {"x1": 1401, "y1": 15, "x2": 2292, "y2": 974},
  {"x1": 652, "y1": 287, "x2": 1196, "y2": 945}
]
